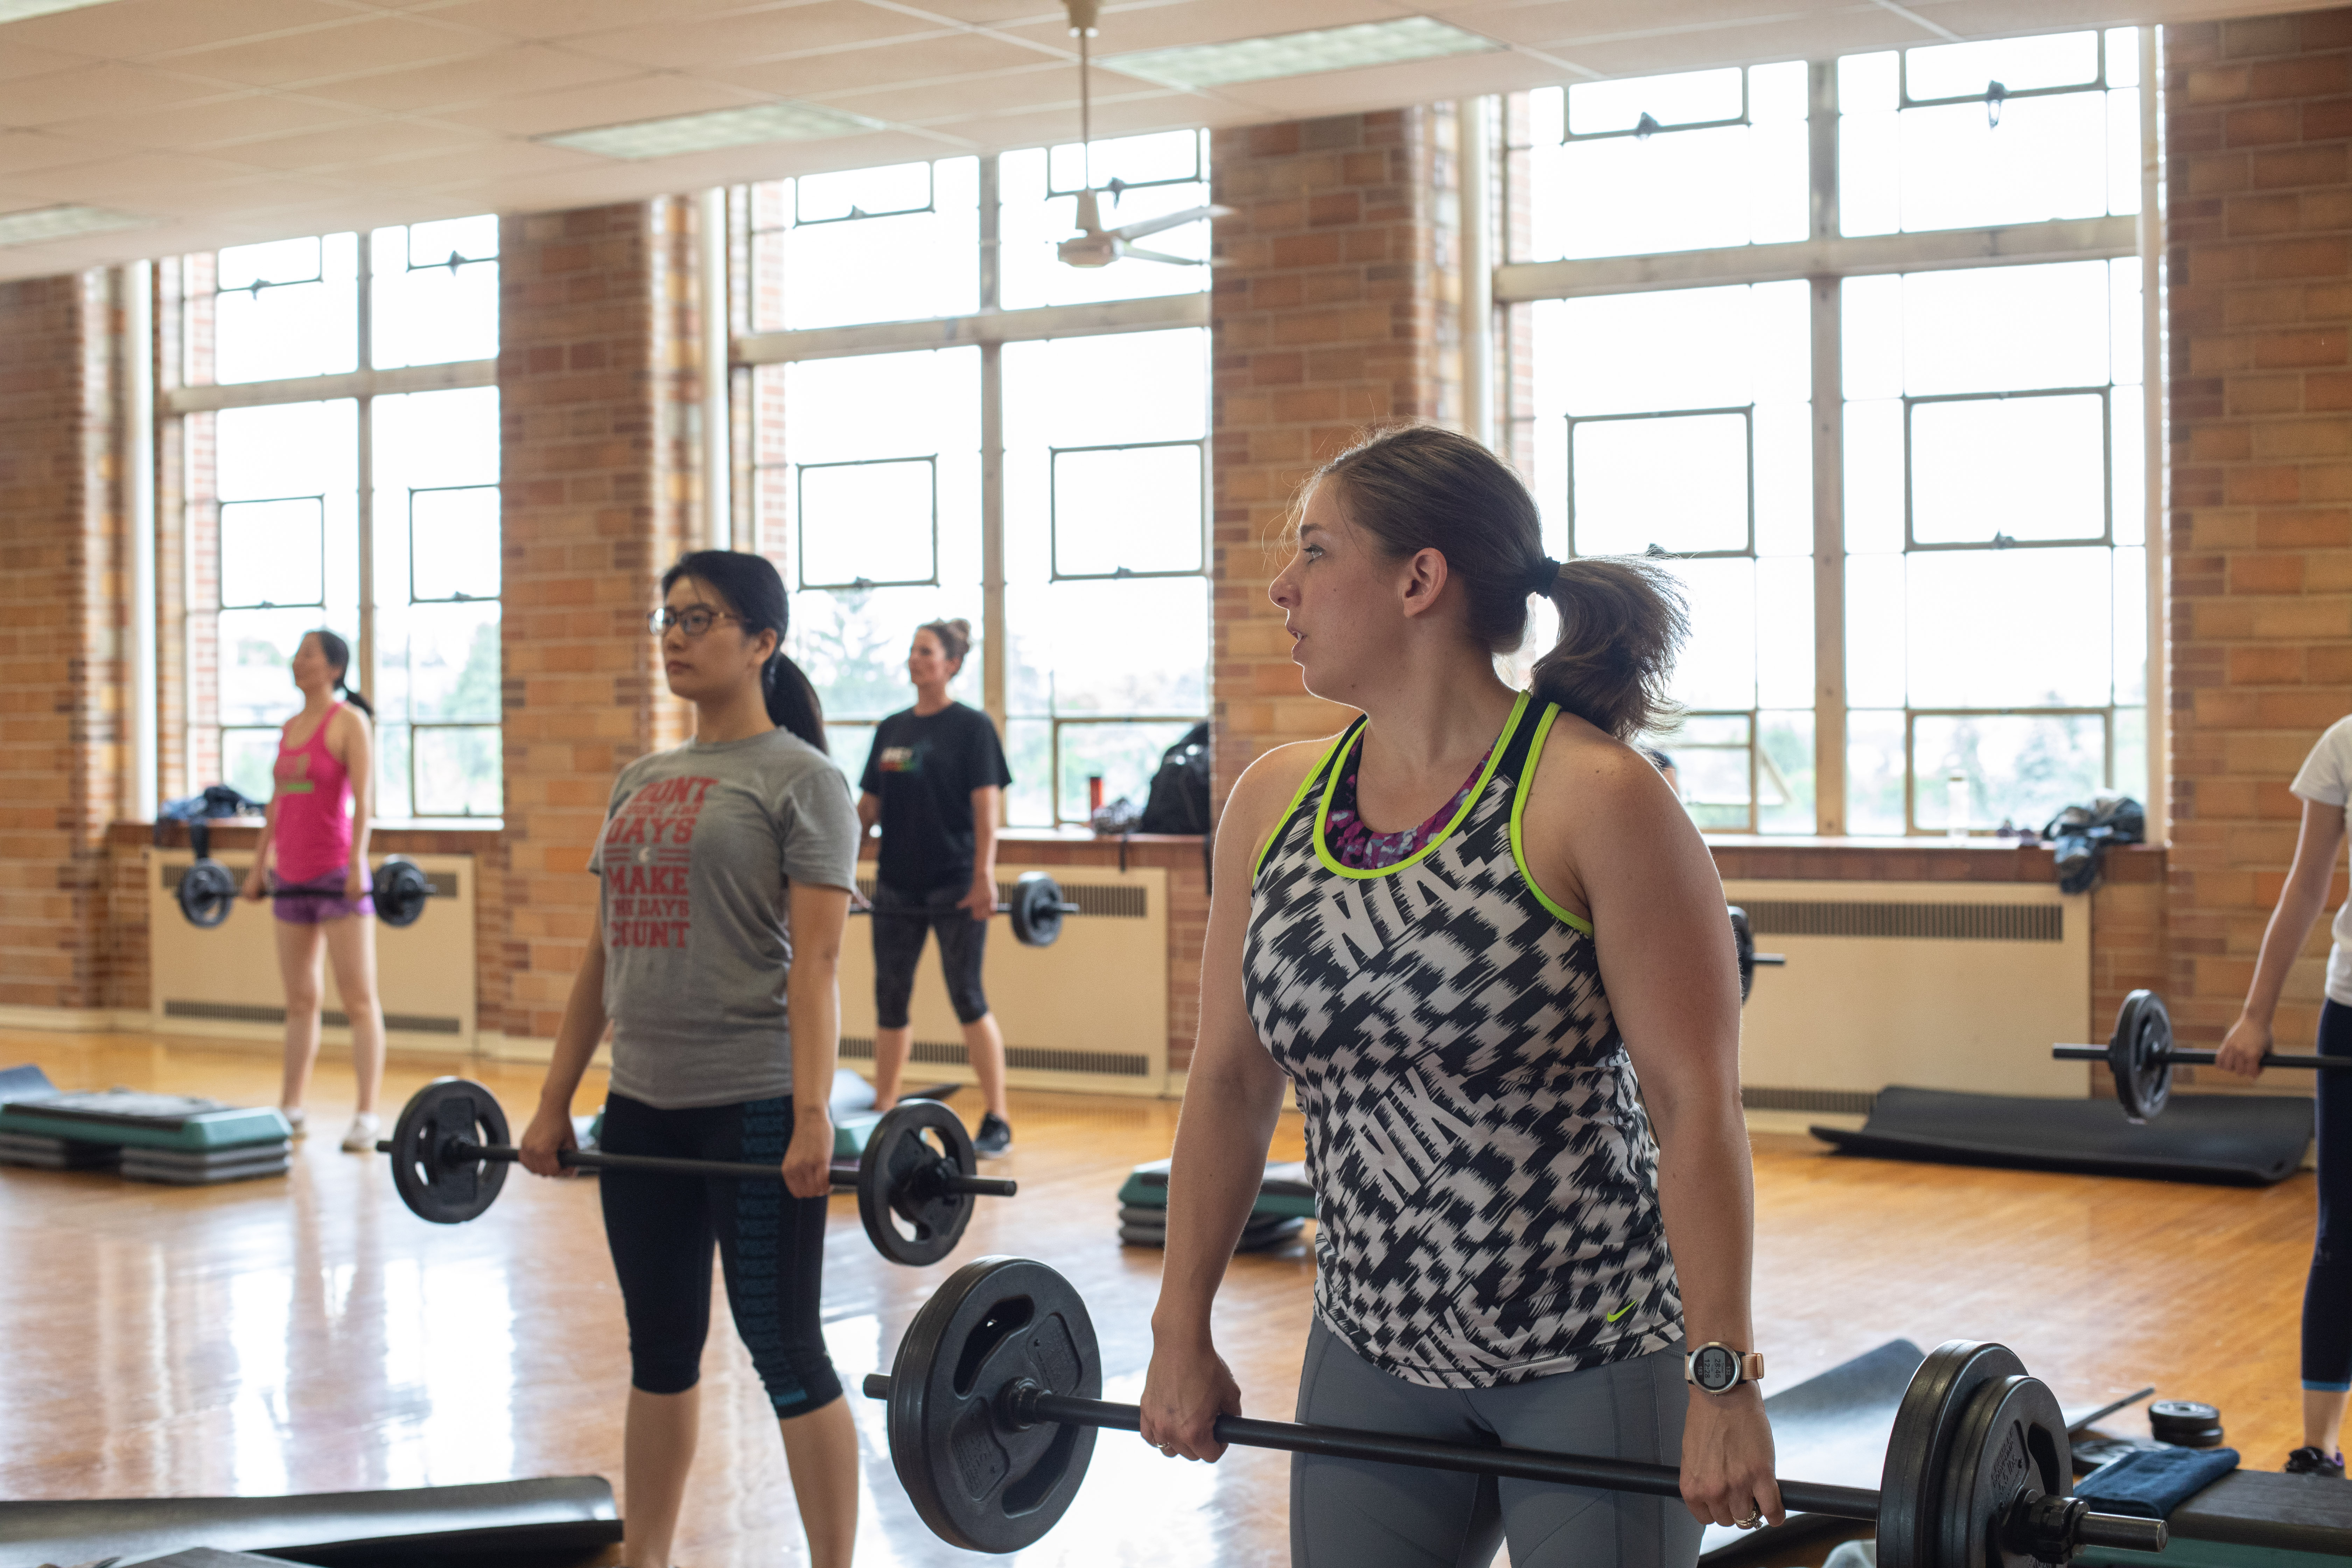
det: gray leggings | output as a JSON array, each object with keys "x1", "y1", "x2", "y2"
[{"x1": 1291, "y1": 1321, "x2": 1701, "y2": 1568}]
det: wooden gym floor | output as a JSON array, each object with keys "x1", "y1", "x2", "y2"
[{"x1": 0, "y1": 1029, "x2": 2322, "y2": 1568}]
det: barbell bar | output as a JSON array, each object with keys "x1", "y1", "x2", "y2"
[
  {"x1": 861, "y1": 1256, "x2": 2167, "y2": 1564},
  {"x1": 176, "y1": 855, "x2": 435, "y2": 930},
  {"x1": 2052, "y1": 986, "x2": 2352, "y2": 1123},
  {"x1": 378, "y1": 1077, "x2": 1014, "y2": 1266},
  {"x1": 848, "y1": 870, "x2": 1082, "y2": 948}
]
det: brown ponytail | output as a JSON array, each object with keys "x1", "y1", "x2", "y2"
[{"x1": 1312, "y1": 424, "x2": 1687, "y2": 741}]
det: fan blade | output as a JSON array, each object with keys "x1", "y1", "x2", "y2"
[
  {"x1": 1073, "y1": 187, "x2": 1104, "y2": 236},
  {"x1": 1110, "y1": 204, "x2": 1225, "y2": 243},
  {"x1": 1115, "y1": 243, "x2": 1205, "y2": 267}
]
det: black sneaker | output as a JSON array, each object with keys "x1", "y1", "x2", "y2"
[
  {"x1": 2285, "y1": 1447, "x2": 2345, "y2": 1478},
  {"x1": 974, "y1": 1112, "x2": 1013, "y2": 1157}
]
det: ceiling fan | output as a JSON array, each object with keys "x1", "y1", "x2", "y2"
[{"x1": 1058, "y1": 0, "x2": 1226, "y2": 268}]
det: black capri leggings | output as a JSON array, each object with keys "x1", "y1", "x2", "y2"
[
  {"x1": 2305, "y1": 1000, "x2": 2352, "y2": 1393},
  {"x1": 872, "y1": 881, "x2": 991, "y2": 1028},
  {"x1": 596, "y1": 1092, "x2": 842, "y2": 1418}
]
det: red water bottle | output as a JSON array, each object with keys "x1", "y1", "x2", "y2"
[{"x1": 1087, "y1": 775, "x2": 1104, "y2": 814}]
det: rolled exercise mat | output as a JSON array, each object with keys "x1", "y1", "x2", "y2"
[{"x1": 1809, "y1": 1087, "x2": 2313, "y2": 1186}]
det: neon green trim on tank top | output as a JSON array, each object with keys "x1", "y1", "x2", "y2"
[
  {"x1": 1508, "y1": 703, "x2": 1595, "y2": 935},
  {"x1": 1253, "y1": 724, "x2": 1363, "y2": 881},
  {"x1": 1308, "y1": 691, "x2": 1529, "y2": 881}
]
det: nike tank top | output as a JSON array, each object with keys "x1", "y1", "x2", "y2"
[{"x1": 1244, "y1": 691, "x2": 1683, "y2": 1390}]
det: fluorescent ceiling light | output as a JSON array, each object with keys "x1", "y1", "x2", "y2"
[
  {"x1": 0, "y1": 204, "x2": 147, "y2": 247},
  {"x1": 1105, "y1": 16, "x2": 1498, "y2": 91},
  {"x1": 0, "y1": 0, "x2": 119, "y2": 21},
  {"x1": 541, "y1": 100, "x2": 883, "y2": 160}
]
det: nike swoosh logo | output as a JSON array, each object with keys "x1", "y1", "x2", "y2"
[{"x1": 1606, "y1": 1300, "x2": 1636, "y2": 1324}]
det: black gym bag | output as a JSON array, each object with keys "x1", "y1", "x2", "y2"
[
  {"x1": 1137, "y1": 723, "x2": 1211, "y2": 835},
  {"x1": 154, "y1": 783, "x2": 268, "y2": 860},
  {"x1": 2041, "y1": 794, "x2": 2145, "y2": 895}
]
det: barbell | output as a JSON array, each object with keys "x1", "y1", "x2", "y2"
[
  {"x1": 849, "y1": 871, "x2": 1082, "y2": 948},
  {"x1": 1729, "y1": 904, "x2": 1786, "y2": 1003},
  {"x1": 176, "y1": 855, "x2": 435, "y2": 930},
  {"x1": 2052, "y1": 987, "x2": 2352, "y2": 1123},
  {"x1": 862, "y1": 1256, "x2": 2168, "y2": 1562},
  {"x1": 378, "y1": 1077, "x2": 1015, "y2": 1267}
]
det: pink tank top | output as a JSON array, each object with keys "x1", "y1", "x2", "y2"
[{"x1": 273, "y1": 701, "x2": 355, "y2": 882}]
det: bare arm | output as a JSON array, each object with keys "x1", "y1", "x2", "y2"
[
  {"x1": 335, "y1": 708, "x2": 374, "y2": 899},
  {"x1": 858, "y1": 790, "x2": 881, "y2": 836},
  {"x1": 784, "y1": 880, "x2": 850, "y2": 1197},
  {"x1": 243, "y1": 791, "x2": 281, "y2": 898},
  {"x1": 2219, "y1": 796, "x2": 2348, "y2": 1075},
  {"x1": 1526, "y1": 728, "x2": 1780, "y2": 1527},
  {"x1": 960, "y1": 784, "x2": 1002, "y2": 920},
  {"x1": 1141, "y1": 743, "x2": 1320, "y2": 1461},
  {"x1": 520, "y1": 922, "x2": 609, "y2": 1176}
]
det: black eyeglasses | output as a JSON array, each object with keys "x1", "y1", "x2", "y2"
[{"x1": 648, "y1": 607, "x2": 738, "y2": 638}]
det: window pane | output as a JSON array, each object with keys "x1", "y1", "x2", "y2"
[
  {"x1": 799, "y1": 460, "x2": 936, "y2": 588},
  {"x1": 827, "y1": 722, "x2": 878, "y2": 794},
  {"x1": 1571, "y1": 68, "x2": 1742, "y2": 134},
  {"x1": 1754, "y1": 401, "x2": 1812, "y2": 556},
  {"x1": 1539, "y1": 283, "x2": 1807, "y2": 415},
  {"x1": 2114, "y1": 705, "x2": 2147, "y2": 807},
  {"x1": 1843, "y1": 400, "x2": 1904, "y2": 553},
  {"x1": 372, "y1": 218, "x2": 497, "y2": 369},
  {"x1": 1845, "y1": 555, "x2": 1905, "y2": 708},
  {"x1": 1911, "y1": 394, "x2": 2106, "y2": 544},
  {"x1": 1658, "y1": 712, "x2": 1751, "y2": 832},
  {"x1": 1906, "y1": 548, "x2": 2111, "y2": 707},
  {"x1": 1053, "y1": 444, "x2": 1202, "y2": 577},
  {"x1": 1913, "y1": 713, "x2": 2106, "y2": 832},
  {"x1": 1005, "y1": 718, "x2": 1052, "y2": 826},
  {"x1": 1572, "y1": 413, "x2": 1748, "y2": 556},
  {"x1": 798, "y1": 161, "x2": 931, "y2": 220},
  {"x1": 2114, "y1": 547, "x2": 2147, "y2": 705},
  {"x1": 218, "y1": 608, "x2": 317, "y2": 728},
  {"x1": 414, "y1": 725, "x2": 501, "y2": 817},
  {"x1": 763, "y1": 159, "x2": 980, "y2": 330},
  {"x1": 216, "y1": 401, "x2": 358, "y2": 632},
  {"x1": 791, "y1": 584, "x2": 982, "y2": 721},
  {"x1": 1892, "y1": 94, "x2": 2110, "y2": 233},
  {"x1": 223, "y1": 728, "x2": 280, "y2": 806},
  {"x1": 1057, "y1": 720, "x2": 1196, "y2": 824},
  {"x1": 784, "y1": 349, "x2": 979, "y2": 460},
  {"x1": 411, "y1": 487, "x2": 501, "y2": 601},
  {"x1": 1756, "y1": 556, "x2": 1813, "y2": 708},
  {"x1": 1847, "y1": 708, "x2": 1906, "y2": 834},
  {"x1": 1000, "y1": 134, "x2": 1212, "y2": 311},
  {"x1": 214, "y1": 233, "x2": 357, "y2": 384},
  {"x1": 1660, "y1": 558, "x2": 1754, "y2": 711},
  {"x1": 1905, "y1": 32, "x2": 2100, "y2": 99},
  {"x1": 376, "y1": 723, "x2": 413, "y2": 821},
  {"x1": 1536, "y1": 124, "x2": 1806, "y2": 258},
  {"x1": 398, "y1": 601, "x2": 499, "y2": 724},
  {"x1": 1008, "y1": 576, "x2": 1207, "y2": 716},
  {"x1": 220, "y1": 499, "x2": 323, "y2": 609},
  {"x1": 1898, "y1": 261, "x2": 2112, "y2": 395},
  {"x1": 1758, "y1": 709, "x2": 1816, "y2": 834}
]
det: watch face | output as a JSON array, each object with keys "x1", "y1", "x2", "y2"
[{"x1": 1693, "y1": 1344, "x2": 1740, "y2": 1391}]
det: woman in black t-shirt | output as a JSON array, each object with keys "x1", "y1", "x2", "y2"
[{"x1": 856, "y1": 618, "x2": 1016, "y2": 1154}]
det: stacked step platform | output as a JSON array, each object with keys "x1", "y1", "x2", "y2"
[
  {"x1": 1117, "y1": 1157, "x2": 1311, "y2": 1251},
  {"x1": 0, "y1": 1065, "x2": 293, "y2": 1185}
]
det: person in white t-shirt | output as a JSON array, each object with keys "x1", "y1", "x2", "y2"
[{"x1": 2218, "y1": 714, "x2": 2352, "y2": 1478}]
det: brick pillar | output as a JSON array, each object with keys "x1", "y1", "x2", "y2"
[
  {"x1": 0, "y1": 272, "x2": 126, "y2": 1013},
  {"x1": 1208, "y1": 108, "x2": 1458, "y2": 805},
  {"x1": 2165, "y1": 9, "x2": 2352, "y2": 1052},
  {"x1": 499, "y1": 200, "x2": 701, "y2": 1044}
]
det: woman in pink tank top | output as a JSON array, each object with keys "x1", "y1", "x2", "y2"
[{"x1": 240, "y1": 629, "x2": 386, "y2": 1152}]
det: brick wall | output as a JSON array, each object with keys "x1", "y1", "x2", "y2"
[
  {"x1": 497, "y1": 200, "x2": 699, "y2": 1043},
  {"x1": 1208, "y1": 108, "x2": 1458, "y2": 804},
  {"x1": 2165, "y1": 9, "x2": 2352, "y2": 1057},
  {"x1": 0, "y1": 271, "x2": 124, "y2": 1011}
]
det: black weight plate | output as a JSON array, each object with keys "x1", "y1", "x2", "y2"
[
  {"x1": 1009, "y1": 872, "x2": 1064, "y2": 948},
  {"x1": 860, "y1": 1100, "x2": 979, "y2": 1267},
  {"x1": 1936, "y1": 1373, "x2": 2072, "y2": 1568},
  {"x1": 178, "y1": 859, "x2": 239, "y2": 929},
  {"x1": 1730, "y1": 905, "x2": 1756, "y2": 1004},
  {"x1": 387, "y1": 1077, "x2": 510, "y2": 1224},
  {"x1": 1878, "y1": 1340, "x2": 2031, "y2": 1568},
  {"x1": 2108, "y1": 988, "x2": 2173, "y2": 1124},
  {"x1": 885, "y1": 1255, "x2": 1100, "y2": 1554},
  {"x1": 374, "y1": 857, "x2": 431, "y2": 929}
]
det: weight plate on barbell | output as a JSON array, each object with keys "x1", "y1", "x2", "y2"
[
  {"x1": 1009, "y1": 872, "x2": 1064, "y2": 948},
  {"x1": 859, "y1": 1099, "x2": 981, "y2": 1267},
  {"x1": 1730, "y1": 906, "x2": 1756, "y2": 1004},
  {"x1": 178, "y1": 858, "x2": 239, "y2": 929},
  {"x1": 1877, "y1": 1340, "x2": 2031, "y2": 1568},
  {"x1": 388, "y1": 1077, "x2": 509, "y2": 1225},
  {"x1": 2107, "y1": 988, "x2": 2172, "y2": 1125},
  {"x1": 375, "y1": 856, "x2": 431, "y2": 929},
  {"x1": 1936, "y1": 1372, "x2": 2071, "y2": 1568},
  {"x1": 883, "y1": 1254, "x2": 1100, "y2": 1554}
]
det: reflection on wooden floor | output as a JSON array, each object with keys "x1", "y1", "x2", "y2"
[{"x1": 0, "y1": 1030, "x2": 2320, "y2": 1567}]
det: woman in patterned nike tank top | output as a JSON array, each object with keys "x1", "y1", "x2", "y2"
[{"x1": 1141, "y1": 426, "x2": 1779, "y2": 1568}]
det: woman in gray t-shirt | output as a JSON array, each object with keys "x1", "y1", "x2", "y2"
[{"x1": 519, "y1": 551, "x2": 862, "y2": 1568}]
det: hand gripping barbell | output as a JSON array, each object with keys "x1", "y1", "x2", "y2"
[
  {"x1": 849, "y1": 871, "x2": 1082, "y2": 948},
  {"x1": 861, "y1": 1256, "x2": 2170, "y2": 1562},
  {"x1": 377, "y1": 1077, "x2": 1015, "y2": 1267},
  {"x1": 2052, "y1": 987, "x2": 2352, "y2": 1124},
  {"x1": 175, "y1": 855, "x2": 436, "y2": 930}
]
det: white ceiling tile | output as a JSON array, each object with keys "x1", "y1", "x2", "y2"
[
  {"x1": 0, "y1": 149, "x2": 273, "y2": 203},
  {"x1": 709, "y1": 32, "x2": 1056, "y2": 97},
  {"x1": 0, "y1": 130, "x2": 117, "y2": 175},
  {"x1": 997, "y1": 0, "x2": 1407, "y2": 56},
  {"x1": 1430, "y1": 0, "x2": 1841, "y2": 52},
  {"x1": 222, "y1": 118, "x2": 491, "y2": 170},
  {"x1": 0, "y1": 41, "x2": 99, "y2": 81},
  {"x1": 363, "y1": 136, "x2": 603, "y2": 186},
  {"x1": 160, "y1": 13, "x2": 508, "y2": 88},
  {"x1": 423, "y1": 71, "x2": 772, "y2": 135},
  {"x1": 6, "y1": 0, "x2": 359, "y2": 59},
  {"x1": 561, "y1": 2, "x2": 958, "y2": 71},
  {"x1": 418, "y1": 0, "x2": 802, "y2": 42},
  {"x1": 2, "y1": 62, "x2": 252, "y2": 125},
  {"x1": 290, "y1": 43, "x2": 640, "y2": 112},
  {"x1": 43, "y1": 92, "x2": 364, "y2": 151},
  {"x1": 820, "y1": 61, "x2": 1090, "y2": 122},
  {"x1": 1544, "y1": 10, "x2": 1951, "y2": 78}
]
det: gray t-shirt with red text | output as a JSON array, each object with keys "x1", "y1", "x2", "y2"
[{"x1": 591, "y1": 728, "x2": 860, "y2": 1109}]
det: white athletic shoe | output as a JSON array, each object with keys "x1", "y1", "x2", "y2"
[
  {"x1": 340, "y1": 1113, "x2": 380, "y2": 1153},
  {"x1": 282, "y1": 1106, "x2": 307, "y2": 1138}
]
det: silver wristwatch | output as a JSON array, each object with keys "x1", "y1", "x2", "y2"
[{"x1": 1685, "y1": 1342, "x2": 1765, "y2": 1394}]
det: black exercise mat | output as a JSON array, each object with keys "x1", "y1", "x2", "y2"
[
  {"x1": 0, "y1": 1476, "x2": 620, "y2": 1568},
  {"x1": 1810, "y1": 1088, "x2": 2314, "y2": 1186}
]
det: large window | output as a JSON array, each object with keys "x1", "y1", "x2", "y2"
[
  {"x1": 744, "y1": 133, "x2": 1212, "y2": 826},
  {"x1": 182, "y1": 218, "x2": 500, "y2": 817},
  {"x1": 1510, "y1": 28, "x2": 2151, "y2": 836}
]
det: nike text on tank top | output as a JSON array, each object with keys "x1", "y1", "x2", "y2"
[
  {"x1": 1244, "y1": 691, "x2": 1683, "y2": 1390},
  {"x1": 273, "y1": 700, "x2": 356, "y2": 883}
]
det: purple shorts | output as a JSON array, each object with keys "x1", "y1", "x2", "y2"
[{"x1": 271, "y1": 868, "x2": 374, "y2": 924}]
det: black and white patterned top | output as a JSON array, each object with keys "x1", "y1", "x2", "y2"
[{"x1": 1245, "y1": 692, "x2": 1683, "y2": 1390}]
